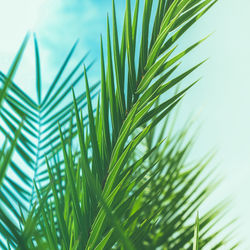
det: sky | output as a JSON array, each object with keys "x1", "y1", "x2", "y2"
[{"x1": 0, "y1": 0, "x2": 250, "y2": 248}]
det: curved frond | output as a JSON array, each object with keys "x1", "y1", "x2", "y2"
[{"x1": 0, "y1": 0, "x2": 238, "y2": 249}]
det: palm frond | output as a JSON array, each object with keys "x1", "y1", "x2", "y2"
[
  {"x1": 27, "y1": 0, "x2": 236, "y2": 249},
  {"x1": 0, "y1": 34, "x2": 98, "y2": 248},
  {"x1": 0, "y1": 0, "x2": 238, "y2": 249}
]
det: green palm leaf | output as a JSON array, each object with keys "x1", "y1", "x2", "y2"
[
  {"x1": 0, "y1": 34, "x2": 98, "y2": 248},
  {"x1": 0, "y1": 0, "x2": 238, "y2": 249}
]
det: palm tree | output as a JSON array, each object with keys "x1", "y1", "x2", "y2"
[{"x1": 0, "y1": 0, "x2": 238, "y2": 249}]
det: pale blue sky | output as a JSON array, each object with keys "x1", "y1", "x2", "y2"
[{"x1": 0, "y1": 0, "x2": 250, "y2": 248}]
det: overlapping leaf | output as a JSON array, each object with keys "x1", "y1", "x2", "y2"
[
  {"x1": 0, "y1": 0, "x2": 238, "y2": 249},
  {"x1": 0, "y1": 34, "x2": 98, "y2": 248}
]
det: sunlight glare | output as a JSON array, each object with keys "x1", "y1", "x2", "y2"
[{"x1": 0, "y1": 0, "x2": 44, "y2": 47}]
